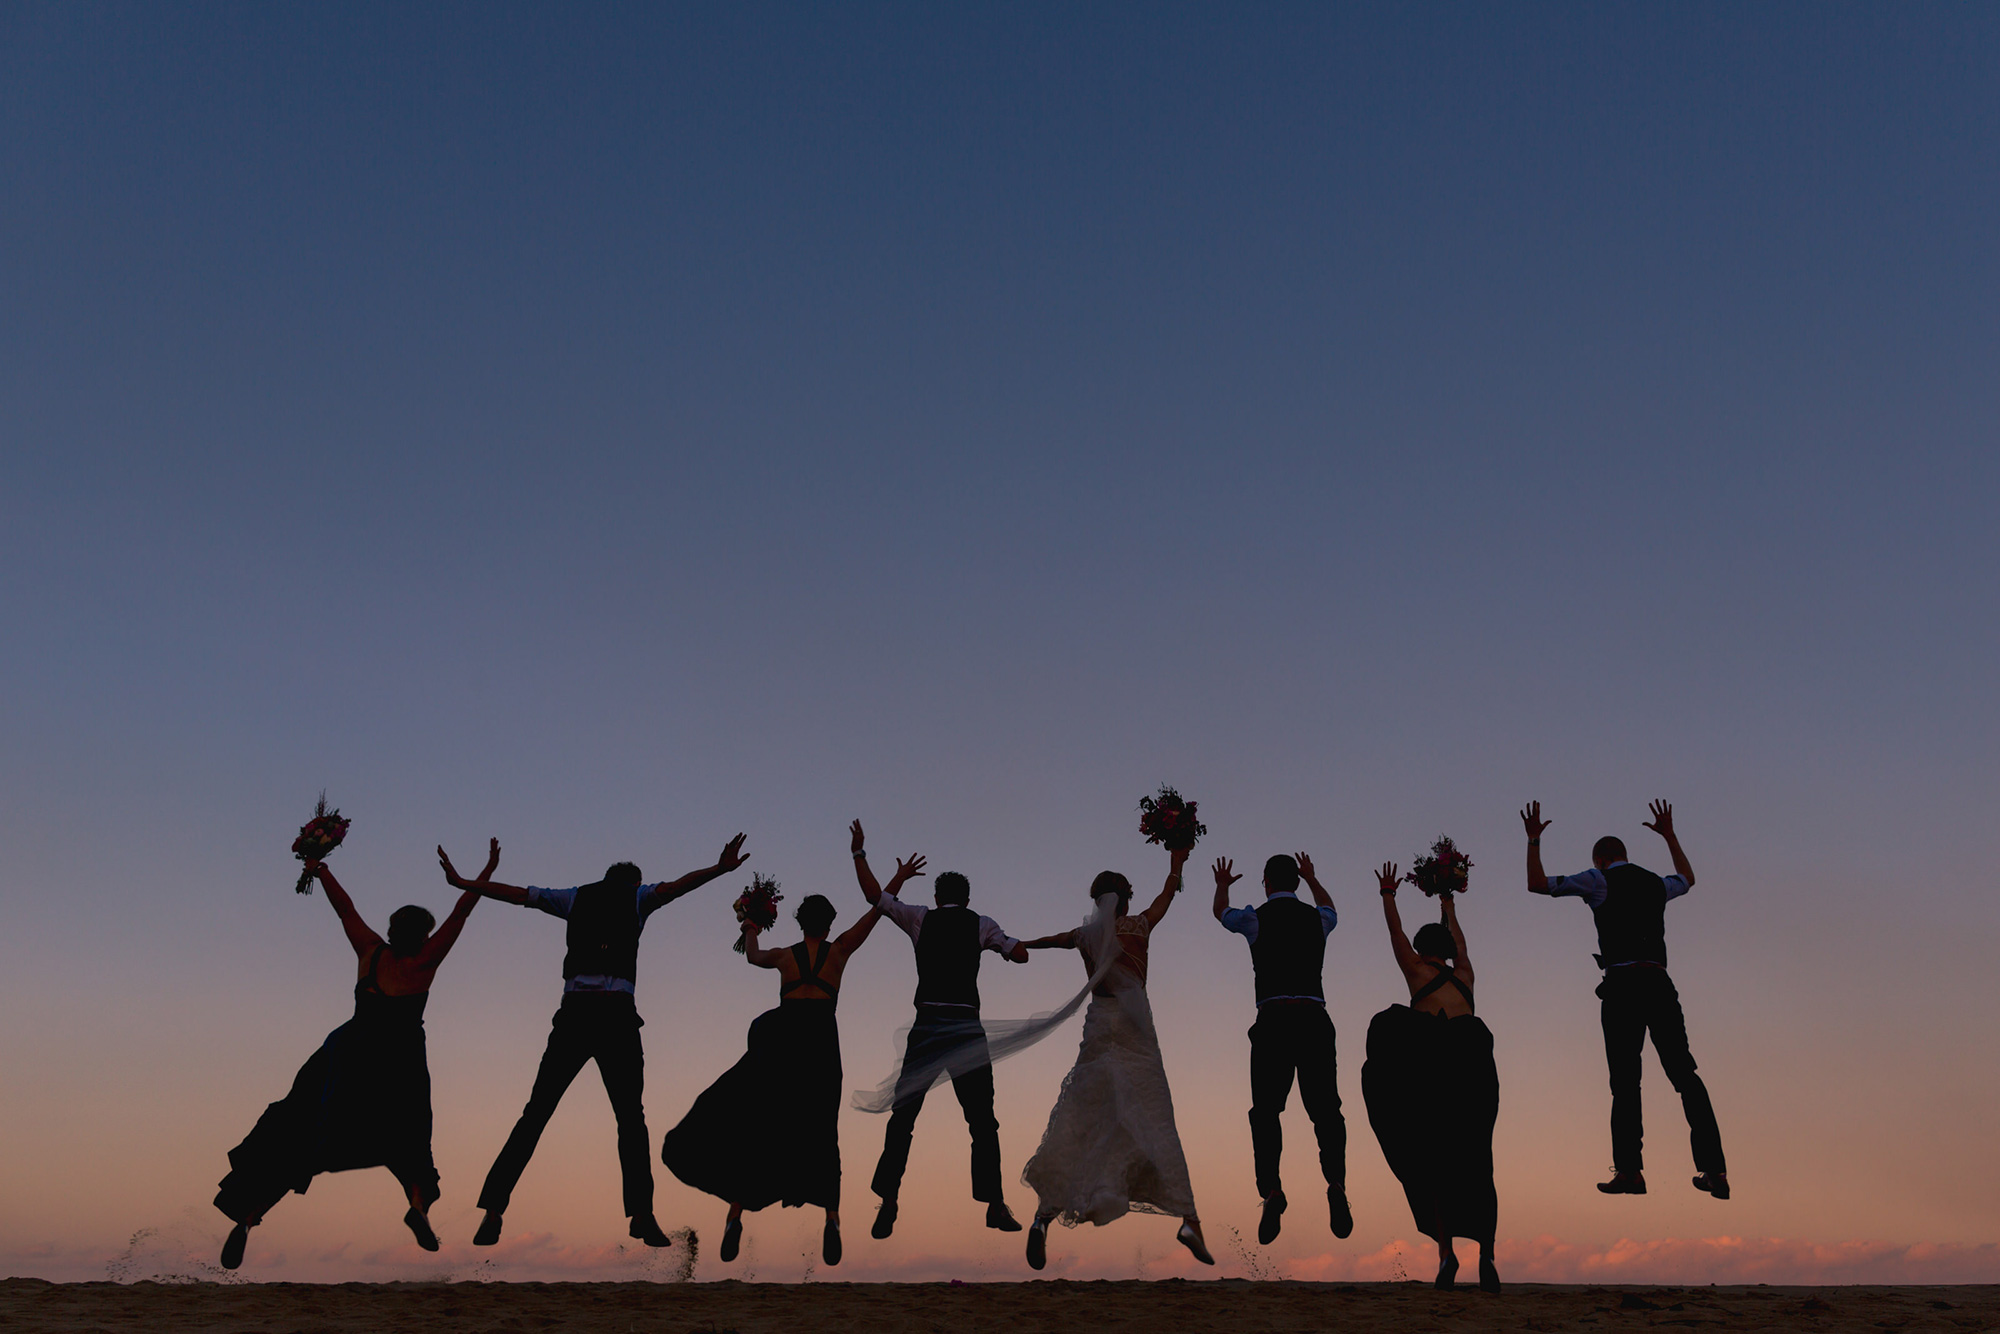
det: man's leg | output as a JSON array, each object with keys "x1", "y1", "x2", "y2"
[
  {"x1": 1292, "y1": 1007, "x2": 1348, "y2": 1204},
  {"x1": 1599, "y1": 974, "x2": 1649, "y2": 1175},
  {"x1": 950, "y1": 1059, "x2": 1003, "y2": 1203},
  {"x1": 1247, "y1": 1012, "x2": 1294, "y2": 1200},
  {"x1": 1644, "y1": 973, "x2": 1727, "y2": 1177},
  {"x1": 591, "y1": 1005, "x2": 657, "y2": 1222},
  {"x1": 870, "y1": 1024, "x2": 938, "y2": 1204},
  {"x1": 478, "y1": 1011, "x2": 593, "y2": 1215}
]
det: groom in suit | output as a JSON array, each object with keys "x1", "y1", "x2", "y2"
[
  {"x1": 851, "y1": 821, "x2": 1029, "y2": 1239},
  {"x1": 1214, "y1": 852, "x2": 1353, "y2": 1244},
  {"x1": 1522, "y1": 799, "x2": 1729, "y2": 1200}
]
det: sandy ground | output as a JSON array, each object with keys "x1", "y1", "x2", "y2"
[{"x1": 3, "y1": 1278, "x2": 1997, "y2": 1333}]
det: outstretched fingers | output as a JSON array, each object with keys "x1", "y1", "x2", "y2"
[
  {"x1": 1213, "y1": 856, "x2": 1241, "y2": 887},
  {"x1": 1376, "y1": 861, "x2": 1400, "y2": 892}
]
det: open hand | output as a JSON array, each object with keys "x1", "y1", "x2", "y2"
[
  {"x1": 1213, "y1": 857, "x2": 1241, "y2": 891},
  {"x1": 1295, "y1": 852, "x2": 1317, "y2": 883},
  {"x1": 1376, "y1": 862, "x2": 1399, "y2": 895},
  {"x1": 1520, "y1": 801, "x2": 1551, "y2": 840},
  {"x1": 476, "y1": 837, "x2": 501, "y2": 881},
  {"x1": 850, "y1": 820, "x2": 865, "y2": 855},
  {"x1": 894, "y1": 854, "x2": 928, "y2": 881},
  {"x1": 716, "y1": 833, "x2": 750, "y2": 873},
  {"x1": 1643, "y1": 799, "x2": 1675, "y2": 839},
  {"x1": 437, "y1": 846, "x2": 464, "y2": 887}
]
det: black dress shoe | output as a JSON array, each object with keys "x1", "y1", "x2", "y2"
[
  {"x1": 822, "y1": 1218, "x2": 841, "y2": 1266},
  {"x1": 719, "y1": 1217, "x2": 742, "y2": 1262},
  {"x1": 871, "y1": 1199, "x2": 898, "y2": 1239},
  {"x1": 473, "y1": 1212, "x2": 503, "y2": 1246},
  {"x1": 219, "y1": 1223, "x2": 249, "y2": 1271},
  {"x1": 1257, "y1": 1191, "x2": 1287, "y2": 1245},
  {"x1": 1327, "y1": 1188, "x2": 1353, "y2": 1239},
  {"x1": 1596, "y1": 1171, "x2": 1647, "y2": 1195},
  {"x1": 404, "y1": 1208, "x2": 440, "y2": 1252},
  {"x1": 628, "y1": 1214, "x2": 673, "y2": 1247},
  {"x1": 986, "y1": 1201, "x2": 1023, "y2": 1232},
  {"x1": 1693, "y1": 1172, "x2": 1731, "y2": 1200}
]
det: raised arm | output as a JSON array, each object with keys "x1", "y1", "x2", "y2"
[
  {"x1": 646, "y1": 833, "x2": 750, "y2": 909},
  {"x1": 312, "y1": 863, "x2": 383, "y2": 958},
  {"x1": 851, "y1": 820, "x2": 885, "y2": 905},
  {"x1": 415, "y1": 888, "x2": 482, "y2": 970},
  {"x1": 740, "y1": 921, "x2": 784, "y2": 968},
  {"x1": 1212, "y1": 856, "x2": 1241, "y2": 921},
  {"x1": 1439, "y1": 890, "x2": 1470, "y2": 979},
  {"x1": 1644, "y1": 800, "x2": 1695, "y2": 887},
  {"x1": 439, "y1": 843, "x2": 531, "y2": 905},
  {"x1": 1376, "y1": 863, "x2": 1420, "y2": 973},
  {"x1": 1297, "y1": 851, "x2": 1333, "y2": 909},
  {"x1": 883, "y1": 854, "x2": 928, "y2": 899},
  {"x1": 831, "y1": 899, "x2": 886, "y2": 960},
  {"x1": 1521, "y1": 801, "x2": 1553, "y2": 893},
  {"x1": 1141, "y1": 847, "x2": 1190, "y2": 927},
  {"x1": 1018, "y1": 928, "x2": 1081, "y2": 951}
]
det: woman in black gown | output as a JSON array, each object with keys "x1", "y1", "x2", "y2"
[
  {"x1": 1361, "y1": 863, "x2": 1501, "y2": 1292},
  {"x1": 661, "y1": 874, "x2": 888, "y2": 1268},
  {"x1": 213, "y1": 841, "x2": 492, "y2": 1269}
]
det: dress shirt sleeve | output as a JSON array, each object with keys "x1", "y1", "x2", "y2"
[
  {"x1": 635, "y1": 884, "x2": 668, "y2": 919},
  {"x1": 877, "y1": 894, "x2": 925, "y2": 941},
  {"x1": 1662, "y1": 874, "x2": 1691, "y2": 902},
  {"x1": 1317, "y1": 904, "x2": 1338, "y2": 937},
  {"x1": 524, "y1": 886, "x2": 576, "y2": 919},
  {"x1": 1544, "y1": 868, "x2": 1608, "y2": 908},
  {"x1": 977, "y1": 915, "x2": 1021, "y2": 957},
  {"x1": 1220, "y1": 905, "x2": 1259, "y2": 944}
]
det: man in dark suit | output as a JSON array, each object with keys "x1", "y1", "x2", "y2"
[
  {"x1": 1523, "y1": 799, "x2": 1728, "y2": 1200},
  {"x1": 1215, "y1": 851, "x2": 1353, "y2": 1245}
]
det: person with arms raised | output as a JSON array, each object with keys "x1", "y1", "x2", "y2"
[
  {"x1": 214, "y1": 840, "x2": 493, "y2": 1269},
  {"x1": 852, "y1": 820, "x2": 1030, "y2": 1240},
  {"x1": 1521, "y1": 799, "x2": 1728, "y2": 1200},
  {"x1": 1214, "y1": 852, "x2": 1353, "y2": 1245},
  {"x1": 440, "y1": 832, "x2": 749, "y2": 1247}
]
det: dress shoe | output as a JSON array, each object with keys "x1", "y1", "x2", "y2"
[
  {"x1": 1257, "y1": 1190, "x2": 1287, "y2": 1245},
  {"x1": 986, "y1": 1201, "x2": 1023, "y2": 1232},
  {"x1": 1596, "y1": 1171, "x2": 1647, "y2": 1195},
  {"x1": 871, "y1": 1198, "x2": 898, "y2": 1239}
]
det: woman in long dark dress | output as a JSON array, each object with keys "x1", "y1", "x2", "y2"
[
  {"x1": 661, "y1": 879, "x2": 887, "y2": 1267},
  {"x1": 1360, "y1": 863, "x2": 1501, "y2": 1292},
  {"x1": 213, "y1": 840, "x2": 492, "y2": 1270}
]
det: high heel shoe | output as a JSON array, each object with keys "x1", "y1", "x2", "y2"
[{"x1": 719, "y1": 1216, "x2": 743, "y2": 1263}]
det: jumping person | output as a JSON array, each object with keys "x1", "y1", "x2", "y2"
[
  {"x1": 1214, "y1": 852, "x2": 1353, "y2": 1245},
  {"x1": 1017, "y1": 843, "x2": 1215, "y2": 1270},
  {"x1": 1361, "y1": 866, "x2": 1500, "y2": 1292},
  {"x1": 852, "y1": 820, "x2": 1029, "y2": 1239},
  {"x1": 440, "y1": 833, "x2": 749, "y2": 1247},
  {"x1": 214, "y1": 841, "x2": 492, "y2": 1270},
  {"x1": 1522, "y1": 799, "x2": 1728, "y2": 1199},
  {"x1": 661, "y1": 882, "x2": 885, "y2": 1268}
]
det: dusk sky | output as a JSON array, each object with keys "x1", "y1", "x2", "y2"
[{"x1": 3, "y1": 2, "x2": 1996, "y2": 1284}]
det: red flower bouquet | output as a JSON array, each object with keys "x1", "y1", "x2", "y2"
[
  {"x1": 1138, "y1": 786, "x2": 1207, "y2": 852},
  {"x1": 290, "y1": 794, "x2": 351, "y2": 895},
  {"x1": 1404, "y1": 835, "x2": 1472, "y2": 896},
  {"x1": 732, "y1": 874, "x2": 783, "y2": 953}
]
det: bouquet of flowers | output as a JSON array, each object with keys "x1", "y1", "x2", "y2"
[
  {"x1": 290, "y1": 794, "x2": 351, "y2": 895},
  {"x1": 1138, "y1": 785, "x2": 1207, "y2": 852},
  {"x1": 732, "y1": 873, "x2": 783, "y2": 953},
  {"x1": 1404, "y1": 835, "x2": 1472, "y2": 896}
]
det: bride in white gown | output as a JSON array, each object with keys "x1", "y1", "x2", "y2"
[{"x1": 1018, "y1": 846, "x2": 1214, "y2": 1269}]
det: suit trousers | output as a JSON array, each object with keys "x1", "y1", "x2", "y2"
[
  {"x1": 870, "y1": 1005, "x2": 1003, "y2": 1203},
  {"x1": 1248, "y1": 1001, "x2": 1347, "y2": 1199},
  {"x1": 478, "y1": 992, "x2": 655, "y2": 1218},
  {"x1": 1598, "y1": 966, "x2": 1726, "y2": 1176}
]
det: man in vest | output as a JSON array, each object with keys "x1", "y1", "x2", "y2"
[
  {"x1": 1522, "y1": 799, "x2": 1728, "y2": 1199},
  {"x1": 1214, "y1": 852, "x2": 1352, "y2": 1245},
  {"x1": 851, "y1": 820, "x2": 1029, "y2": 1240},
  {"x1": 439, "y1": 834, "x2": 749, "y2": 1246}
]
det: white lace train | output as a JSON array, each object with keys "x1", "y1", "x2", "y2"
[{"x1": 1022, "y1": 978, "x2": 1197, "y2": 1225}]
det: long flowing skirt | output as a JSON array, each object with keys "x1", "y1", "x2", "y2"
[
  {"x1": 662, "y1": 1000, "x2": 841, "y2": 1211},
  {"x1": 214, "y1": 1001, "x2": 437, "y2": 1224},
  {"x1": 1361, "y1": 1004, "x2": 1499, "y2": 1243},
  {"x1": 1022, "y1": 988, "x2": 1196, "y2": 1226}
]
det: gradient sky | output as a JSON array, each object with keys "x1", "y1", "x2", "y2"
[{"x1": 3, "y1": 2, "x2": 1996, "y2": 1285}]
